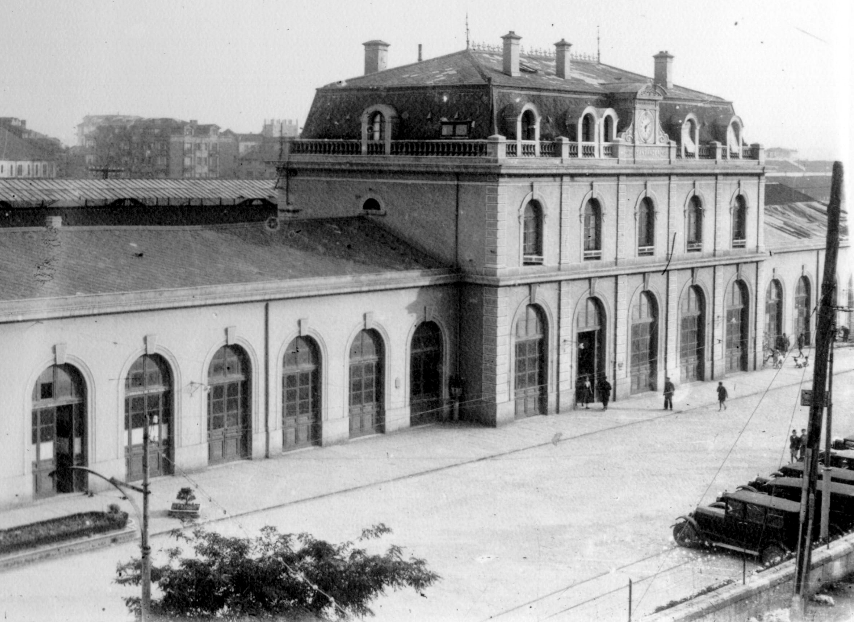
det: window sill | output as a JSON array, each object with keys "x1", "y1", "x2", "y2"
[
  {"x1": 583, "y1": 251, "x2": 602, "y2": 261},
  {"x1": 686, "y1": 243, "x2": 702, "y2": 252},
  {"x1": 637, "y1": 246, "x2": 654, "y2": 257},
  {"x1": 732, "y1": 240, "x2": 746, "y2": 249},
  {"x1": 523, "y1": 255, "x2": 544, "y2": 266}
]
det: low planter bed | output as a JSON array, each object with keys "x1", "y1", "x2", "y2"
[{"x1": 0, "y1": 510, "x2": 128, "y2": 556}]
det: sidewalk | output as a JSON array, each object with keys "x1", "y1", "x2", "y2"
[{"x1": 3, "y1": 345, "x2": 852, "y2": 540}]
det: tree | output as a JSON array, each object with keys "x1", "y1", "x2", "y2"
[{"x1": 115, "y1": 523, "x2": 439, "y2": 621}]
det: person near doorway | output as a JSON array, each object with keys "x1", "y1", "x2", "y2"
[
  {"x1": 782, "y1": 333, "x2": 790, "y2": 353},
  {"x1": 799, "y1": 428, "x2": 807, "y2": 461},
  {"x1": 663, "y1": 377, "x2": 675, "y2": 410},
  {"x1": 717, "y1": 382, "x2": 728, "y2": 410},
  {"x1": 597, "y1": 376, "x2": 612, "y2": 410},
  {"x1": 775, "y1": 350, "x2": 785, "y2": 369},
  {"x1": 581, "y1": 376, "x2": 593, "y2": 409},
  {"x1": 789, "y1": 429, "x2": 800, "y2": 463},
  {"x1": 797, "y1": 332, "x2": 805, "y2": 357}
]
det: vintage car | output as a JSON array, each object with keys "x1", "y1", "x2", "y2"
[
  {"x1": 741, "y1": 476, "x2": 854, "y2": 535},
  {"x1": 672, "y1": 489, "x2": 801, "y2": 565},
  {"x1": 775, "y1": 462, "x2": 854, "y2": 486}
]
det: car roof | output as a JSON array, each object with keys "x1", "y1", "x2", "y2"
[
  {"x1": 781, "y1": 462, "x2": 854, "y2": 480},
  {"x1": 770, "y1": 477, "x2": 854, "y2": 496},
  {"x1": 832, "y1": 449, "x2": 854, "y2": 460},
  {"x1": 724, "y1": 490, "x2": 801, "y2": 512}
]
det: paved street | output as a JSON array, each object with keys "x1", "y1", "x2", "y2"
[{"x1": 2, "y1": 347, "x2": 854, "y2": 621}]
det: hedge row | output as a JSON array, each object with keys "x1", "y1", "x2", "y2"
[{"x1": 0, "y1": 510, "x2": 129, "y2": 556}]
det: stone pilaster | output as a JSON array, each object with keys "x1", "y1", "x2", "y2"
[
  {"x1": 557, "y1": 281, "x2": 574, "y2": 411},
  {"x1": 559, "y1": 176, "x2": 573, "y2": 266},
  {"x1": 481, "y1": 286, "x2": 512, "y2": 426},
  {"x1": 484, "y1": 183, "x2": 507, "y2": 270},
  {"x1": 756, "y1": 175, "x2": 766, "y2": 253},
  {"x1": 615, "y1": 175, "x2": 629, "y2": 262},
  {"x1": 754, "y1": 261, "x2": 767, "y2": 370},
  {"x1": 614, "y1": 274, "x2": 630, "y2": 399},
  {"x1": 711, "y1": 266, "x2": 726, "y2": 378},
  {"x1": 665, "y1": 270, "x2": 680, "y2": 383},
  {"x1": 714, "y1": 174, "x2": 725, "y2": 255}
]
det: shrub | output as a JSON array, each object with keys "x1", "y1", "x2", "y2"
[{"x1": 0, "y1": 511, "x2": 128, "y2": 556}]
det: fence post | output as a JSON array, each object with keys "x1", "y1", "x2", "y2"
[{"x1": 628, "y1": 578, "x2": 632, "y2": 622}]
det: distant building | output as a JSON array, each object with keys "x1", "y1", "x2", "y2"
[
  {"x1": 766, "y1": 147, "x2": 798, "y2": 160},
  {"x1": 0, "y1": 122, "x2": 58, "y2": 179}
]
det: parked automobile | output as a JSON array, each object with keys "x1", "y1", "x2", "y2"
[
  {"x1": 741, "y1": 476, "x2": 854, "y2": 535},
  {"x1": 672, "y1": 490, "x2": 801, "y2": 565},
  {"x1": 776, "y1": 462, "x2": 854, "y2": 486}
]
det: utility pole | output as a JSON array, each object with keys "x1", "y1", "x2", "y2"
[
  {"x1": 141, "y1": 355, "x2": 152, "y2": 621},
  {"x1": 793, "y1": 161, "x2": 843, "y2": 611},
  {"x1": 820, "y1": 335, "x2": 834, "y2": 541}
]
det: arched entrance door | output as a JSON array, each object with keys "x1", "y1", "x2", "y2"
[
  {"x1": 515, "y1": 305, "x2": 546, "y2": 417},
  {"x1": 349, "y1": 330, "x2": 384, "y2": 437},
  {"x1": 680, "y1": 286, "x2": 705, "y2": 381},
  {"x1": 576, "y1": 298, "x2": 605, "y2": 402},
  {"x1": 794, "y1": 277, "x2": 811, "y2": 345},
  {"x1": 207, "y1": 345, "x2": 251, "y2": 464},
  {"x1": 410, "y1": 322, "x2": 443, "y2": 426},
  {"x1": 630, "y1": 292, "x2": 658, "y2": 393},
  {"x1": 283, "y1": 336, "x2": 321, "y2": 451},
  {"x1": 32, "y1": 364, "x2": 87, "y2": 498},
  {"x1": 125, "y1": 354, "x2": 173, "y2": 481},
  {"x1": 765, "y1": 280, "x2": 783, "y2": 350},
  {"x1": 726, "y1": 281, "x2": 749, "y2": 373}
]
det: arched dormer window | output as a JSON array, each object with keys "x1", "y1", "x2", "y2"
[
  {"x1": 681, "y1": 117, "x2": 698, "y2": 158},
  {"x1": 370, "y1": 112, "x2": 385, "y2": 142},
  {"x1": 522, "y1": 201, "x2": 543, "y2": 265},
  {"x1": 521, "y1": 110, "x2": 537, "y2": 141},
  {"x1": 602, "y1": 115, "x2": 614, "y2": 143},
  {"x1": 732, "y1": 195, "x2": 747, "y2": 248},
  {"x1": 687, "y1": 196, "x2": 703, "y2": 252},
  {"x1": 360, "y1": 104, "x2": 398, "y2": 155},
  {"x1": 637, "y1": 197, "x2": 655, "y2": 255},
  {"x1": 727, "y1": 119, "x2": 743, "y2": 157},
  {"x1": 581, "y1": 114, "x2": 595, "y2": 143},
  {"x1": 583, "y1": 199, "x2": 602, "y2": 260}
]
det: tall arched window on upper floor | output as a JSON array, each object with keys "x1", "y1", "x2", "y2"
[
  {"x1": 583, "y1": 199, "x2": 602, "y2": 260},
  {"x1": 732, "y1": 195, "x2": 747, "y2": 248},
  {"x1": 370, "y1": 112, "x2": 385, "y2": 142},
  {"x1": 522, "y1": 201, "x2": 543, "y2": 265},
  {"x1": 686, "y1": 196, "x2": 703, "y2": 252},
  {"x1": 637, "y1": 197, "x2": 655, "y2": 256},
  {"x1": 521, "y1": 110, "x2": 537, "y2": 141}
]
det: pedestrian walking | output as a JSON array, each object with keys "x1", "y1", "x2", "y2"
[
  {"x1": 797, "y1": 332, "x2": 805, "y2": 357},
  {"x1": 775, "y1": 350, "x2": 785, "y2": 369},
  {"x1": 717, "y1": 382, "x2": 728, "y2": 410},
  {"x1": 799, "y1": 428, "x2": 807, "y2": 461},
  {"x1": 789, "y1": 429, "x2": 800, "y2": 463},
  {"x1": 597, "y1": 376, "x2": 612, "y2": 410},
  {"x1": 663, "y1": 377, "x2": 675, "y2": 410},
  {"x1": 581, "y1": 376, "x2": 593, "y2": 409}
]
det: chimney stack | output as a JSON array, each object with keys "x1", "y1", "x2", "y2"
[
  {"x1": 418, "y1": 44, "x2": 422, "y2": 62},
  {"x1": 555, "y1": 39, "x2": 572, "y2": 79},
  {"x1": 653, "y1": 51, "x2": 674, "y2": 89},
  {"x1": 502, "y1": 31, "x2": 522, "y2": 77},
  {"x1": 363, "y1": 40, "x2": 390, "y2": 75}
]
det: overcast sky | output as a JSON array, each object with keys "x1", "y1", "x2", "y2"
[{"x1": 1, "y1": 0, "x2": 850, "y2": 160}]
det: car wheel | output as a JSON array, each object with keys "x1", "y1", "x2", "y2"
[
  {"x1": 760, "y1": 544, "x2": 786, "y2": 566},
  {"x1": 673, "y1": 521, "x2": 698, "y2": 547}
]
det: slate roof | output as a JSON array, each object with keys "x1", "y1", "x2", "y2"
[
  {"x1": 766, "y1": 159, "x2": 806, "y2": 174},
  {"x1": 764, "y1": 183, "x2": 848, "y2": 249},
  {"x1": 0, "y1": 179, "x2": 278, "y2": 207},
  {"x1": 323, "y1": 49, "x2": 725, "y2": 102},
  {"x1": 0, "y1": 217, "x2": 446, "y2": 302},
  {"x1": 0, "y1": 128, "x2": 54, "y2": 162}
]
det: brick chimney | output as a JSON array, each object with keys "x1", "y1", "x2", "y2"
[
  {"x1": 363, "y1": 40, "x2": 390, "y2": 75},
  {"x1": 502, "y1": 31, "x2": 522, "y2": 77},
  {"x1": 653, "y1": 51, "x2": 674, "y2": 89},
  {"x1": 555, "y1": 39, "x2": 572, "y2": 79}
]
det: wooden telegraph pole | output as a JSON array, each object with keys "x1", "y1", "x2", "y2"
[{"x1": 793, "y1": 161, "x2": 844, "y2": 610}]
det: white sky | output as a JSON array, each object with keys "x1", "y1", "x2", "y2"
[{"x1": 0, "y1": 0, "x2": 850, "y2": 160}]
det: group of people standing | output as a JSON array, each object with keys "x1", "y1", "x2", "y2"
[
  {"x1": 578, "y1": 375, "x2": 612, "y2": 410},
  {"x1": 789, "y1": 428, "x2": 808, "y2": 463}
]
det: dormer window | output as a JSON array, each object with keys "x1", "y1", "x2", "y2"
[
  {"x1": 441, "y1": 121, "x2": 470, "y2": 138},
  {"x1": 521, "y1": 110, "x2": 537, "y2": 141},
  {"x1": 370, "y1": 112, "x2": 385, "y2": 142},
  {"x1": 581, "y1": 114, "x2": 595, "y2": 142},
  {"x1": 681, "y1": 117, "x2": 698, "y2": 158}
]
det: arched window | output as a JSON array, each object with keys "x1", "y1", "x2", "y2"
[
  {"x1": 732, "y1": 195, "x2": 747, "y2": 248},
  {"x1": 370, "y1": 112, "x2": 385, "y2": 142},
  {"x1": 125, "y1": 354, "x2": 173, "y2": 481},
  {"x1": 630, "y1": 292, "x2": 658, "y2": 393},
  {"x1": 32, "y1": 364, "x2": 87, "y2": 498},
  {"x1": 603, "y1": 115, "x2": 614, "y2": 143},
  {"x1": 638, "y1": 197, "x2": 655, "y2": 255},
  {"x1": 515, "y1": 305, "x2": 546, "y2": 417},
  {"x1": 349, "y1": 330, "x2": 384, "y2": 437},
  {"x1": 687, "y1": 196, "x2": 703, "y2": 252},
  {"x1": 583, "y1": 199, "x2": 602, "y2": 260},
  {"x1": 727, "y1": 121, "x2": 741, "y2": 155},
  {"x1": 680, "y1": 286, "x2": 705, "y2": 381},
  {"x1": 523, "y1": 201, "x2": 543, "y2": 264},
  {"x1": 283, "y1": 336, "x2": 321, "y2": 451},
  {"x1": 581, "y1": 114, "x2": 595, "y2": 143},
  {"x1": 410, "y1": 322, "x2": 443, "y2": 425},
  {"x1": 576, "y1": 298, "x2": 605, "y2": 403},
  {"x1": 726, "y1": 280, "x2": 749, "y2": 372},
  {"x1": 208, "y1": 345, "x2": 251, "y2": 464},
  {"x1": 794, "y1": 277, "x2": 811, "y2": 345},
  {"x1": 765, "y1": 280, "x2": 783, "y2": 350},
  {"x1": 521, "y1": 110, "x2": 537, "y2": 141}
]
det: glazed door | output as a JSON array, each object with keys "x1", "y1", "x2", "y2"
[
  {"x1": 514, "y1": 339, "x2": 544, "y2": 417},
  {"x1": 349, "y1": 360, "x2": 383, "y2": 437},
  {"x1": 576, "y1": 330, "x2": 599, "y2": 401},
  {"x1": 208, "y1": 381, "x2": 249, "y2": 463},
  {"x1": 680, "y1": 312, "x2": 704, "y2": 381},
  {"x1": 283, "y1": 369, "x2": 320, "y2": 450},
  {"x1": 630, "y1": 321, "x2": 656, "y2": 393},
  {"x1": 726, "y1": 307, "x2": 748, "y2": 373}
]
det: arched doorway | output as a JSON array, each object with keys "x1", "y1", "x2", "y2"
[
  {"x1": 349, "y1": 330, "x2": 384, "y2": 437},
  {"x1": 207, "y1": 345, "x2": 251, "y2": 464},
  {"x1": 630, "y1": 291, "x2": 658, "y2": 393},
  {"x1": 410, "y1": 322, "x2": 443, "y2": 426},
  {"x1": 576, "y1": 298, "x2": 605, "y2": 402},
  {"x1": 125, "y1": 354, "x2": 173, "y2": 481},
  {"x1": 680, "y1": 286, "x2": 705, "y2": 381},
  {"x1": 794, "y1": 277, "x2": 811, "y2": 345},
  {"x1": 32, "y1": 364, "x2": 87, "y2": 498},
  {"x1": 726, "y1": 281, "x2": 749, "y2": 373},
  {"x1": 515, "y1": 305, "x2": 546, "y2": 417},
  {"x1": 283, "y1": 336, "x2": 321, "y2": 451},
  {"x1": 765, "y1": 280, "x2": 783, "y2": 351}
]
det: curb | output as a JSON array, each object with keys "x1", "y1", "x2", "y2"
[{"x1": 0, "y1": 520, "x2": 137, "y2": 572}]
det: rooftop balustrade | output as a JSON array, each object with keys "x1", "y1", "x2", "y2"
[{"x1": 278, "y1": 136, "x2": 764, "y2": 165}]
